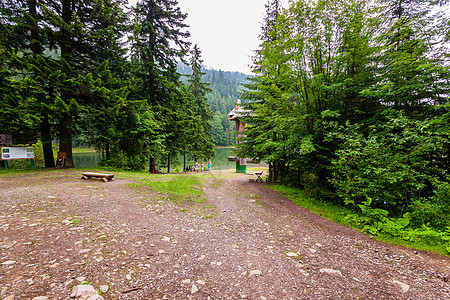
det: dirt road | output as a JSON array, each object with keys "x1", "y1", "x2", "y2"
[{"x1": 0, "y1": 170, "x2": 448, "y2": 299}]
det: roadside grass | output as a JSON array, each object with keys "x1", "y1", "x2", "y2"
[
  {"x1": 269, "y1": 185, "x2": 450, "y2": 256},
  {"x1": 268, "y1": 185, "x2": 351, "y2": 225},
  {"x1": 118, "y1": 171, "x2": 205, "y2": 204}
]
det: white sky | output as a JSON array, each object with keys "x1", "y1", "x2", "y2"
[
  {"x1": 129, "y1": 0, "x2": 290, "y2": 74},
  {"x1": 177, "y1": 0, "x2": 289, "y2": 74}
]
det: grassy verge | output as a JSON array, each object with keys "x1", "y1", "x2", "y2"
[
  {"x1": 268, "y1": 185, "x2": 352, "y2": 224},
  {"x1": 269, "y1": 185, "x2": 450, "y2": 256},
  {"x1": 118, "y1": 171, "x2": 205, "y2": 204}
]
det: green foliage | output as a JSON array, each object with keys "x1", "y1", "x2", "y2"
[
  {"x1": 329, "y1": 111, "x2": 449, "y2": 218},
  {"x1": 0, "y1": 0, "x2": 131, "y2": 167},
  {"x1": 274, "y1": 183, "x2": 450, "y2": 255},
  {"x1": 410, "y1": 182, "x2": 450, "y2": 229},
  {"x1": 269, "y1": 184, "x2": 357, "y2": 226},
  {"x1": 238, "y1": 0, "x2": 449, "y2": 254},
  {"x1": 179, "y1": 45, "x2": 215, "y2": 163}
]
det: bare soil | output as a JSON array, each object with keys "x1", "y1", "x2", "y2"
[{"x1": 0, "y1": 169, "x2": 449, "y2": 299}]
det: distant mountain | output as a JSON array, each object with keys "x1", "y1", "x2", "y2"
[{"x1": 178, "y1": 62, "x2": 250, "y2": 146}]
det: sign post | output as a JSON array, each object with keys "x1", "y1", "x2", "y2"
[{"x1": 0, "y1": 146, "x2": 36, "y2": 169}]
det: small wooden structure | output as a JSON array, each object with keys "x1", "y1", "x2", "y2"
[
  {"x1": 82, "y1": 172, "x2": 115, "y2": 182},
  {"x1": 56, "y1": 152, "x2": 67, "y2": 168},
  {"x1": 228, "y1": 100, "x2": 253, "y2": 173}
]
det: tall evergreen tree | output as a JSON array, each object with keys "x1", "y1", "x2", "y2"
[
  {"x1": 186, "y1": 44, "x2": 214, "y2": 160},
  {"x1": 46, "y1": 0, "x2": 129, "y2": 167},
  {"x1": 0, "y1": 0, "x2": 130, "y2": 168},
  {"x1": 131, "y1": 0, "x2": 191, "y2": 172},
  {"x1": 365, "y1": 0, "x2": 450, "y2": 117},
  {"x1": 239, "y1": 0, "x2": 286, "y2": 182},
  {"x1": 240, "y1": 0, "x2": 379, "y2": 184}
]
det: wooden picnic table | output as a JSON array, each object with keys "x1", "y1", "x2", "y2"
[{"x1": 254, "y1": 171, "x2": 264, "y2": 182}]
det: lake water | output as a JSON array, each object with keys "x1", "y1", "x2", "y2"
[{"x1": 73, "y1": 147, "x2": 240, "y2": 171}]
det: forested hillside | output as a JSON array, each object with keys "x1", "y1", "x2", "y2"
[{"x1": 178, "y1": 62, "x2": 248, "y2": 146}]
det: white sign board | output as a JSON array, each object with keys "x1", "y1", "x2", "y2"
[{"x1": 1, "y1": 147, "x2": 35, "y2": 160}]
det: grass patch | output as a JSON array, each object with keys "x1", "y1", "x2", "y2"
[
  {"x1": 269, "y1": 185, "x2": 450, "y2": 256},
  {"x1": 268, "y1": 185, "x2": 351, "y2": 224},
  {"x1": 120, "y1": 171, "x2": 205, "y2": 204},
  {"x1": 209, "y1": 178, "x2": 224, "y2": 189}
]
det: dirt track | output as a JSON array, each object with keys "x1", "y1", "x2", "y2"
[{"x1": 0, "y1": 170, "x2": 449, "y2": 299}]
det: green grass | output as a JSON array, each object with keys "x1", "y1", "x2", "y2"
[
  {"x1": 119, "y1": 171, "x2": 205, "y2": 204},
  {"x1": 268, "y1": 185, "x2": 351, "y2": 224},
  {"x1": 269, "y1": 185, "x2": 450, "y2": 256},
  {"x1": 0, "y1": 167, "x2": 70, "y2": 176}
]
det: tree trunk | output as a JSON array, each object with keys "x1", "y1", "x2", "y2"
[
  {"x1": 58, "y1": 0, "x2": 74, "y2": 168},
  {"x1": 269, "y1": 162, "x2": 274, "y2": 182},
  {"x1": 149, "y1": 155, "x2": 156, "y2": 173},
  {"x1": 29, "y1": 0, "x2": 55, "y2": 168},
  {"x1": 167, "y1": 154, "x2": 171, "y2": 174},
  {"x1": 105, "y1": 143, "x2": 110, "y2": 159},
  {"x1": 183, "y1": 152, "x2": 186, "y2": 171},
  {"x1": 40, "y1": 114, "x2": 55, "y2": 168},
  {"x1": 59, "y1": 117, "x2": 74, "y2": 168}
]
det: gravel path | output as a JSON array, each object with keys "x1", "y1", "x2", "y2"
[{"x1": 0, "y1": 170, "x2": 448, "y2": 299}]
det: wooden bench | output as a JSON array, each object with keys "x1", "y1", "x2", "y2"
[{"x1": 82, "y1": 172, "x2": 114, "y2": 182}]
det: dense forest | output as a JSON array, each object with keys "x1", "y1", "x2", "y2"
[
  {"x1": 237, "y1": 0, "x2": 450, "y2": 250},
  {"x1": 0, "y1": 0, "x2": 215, "y2": 171}
]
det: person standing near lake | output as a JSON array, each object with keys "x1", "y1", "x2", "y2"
[
  {"x1": 194, "y1": 161, "x2": 199, "y2": 173},
  {"x1": 201, "y1": 162, "x2": 204, "y2": 172},
  {"x1": 208, "y1": 159, "x2": 212, "y2": 172}
]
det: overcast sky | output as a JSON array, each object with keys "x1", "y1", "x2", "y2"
[{"x1": 177, "y1": 0, "x2": 290, "y2": 74}]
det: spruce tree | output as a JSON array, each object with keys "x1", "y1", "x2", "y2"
[
  {"x1": 44, "y1": 0, "x2": 129, "y2": 167},
  {"x1": 1, "y1": 0, "x2": 130, "y2": 168},
  {"x1": 187, "y1": 45, "x2": 214, "y2": 160},
  {"x1": 131, "y1": 0, "x2": 191, "y2": 171}
]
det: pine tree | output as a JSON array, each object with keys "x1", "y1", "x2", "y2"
[
  {"x1": 367, "y1": 0, "x2": 450, "y2": 117},
  {"x1": 240, "y1": 0, "x2": 284, "y2": 182},
  {"x1": 1, "y1": 0, "x2": 130, "y2": 168},
  {"x1": 186, "y1": 44, "x2": 215, "y2": 161},
  {"x1": 0, "y1": 0, "x2": 54, "y2": 162},
  {"x1": 131, "y1": 0, "x2": 191, "y2": 171},
  {"x1": 46, "y1": 0, "x2": 129, "y2": 167},
  {"x1": 132, "y1": 0, "x2": 190, "y2": 103}
]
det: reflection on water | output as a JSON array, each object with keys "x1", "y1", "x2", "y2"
[
  {"x1": 73, "y1": 152, "x2": 102, "y2": 168},
  {"x1": 72, "y1": 148, "x2": 239, "y2": 171}
]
